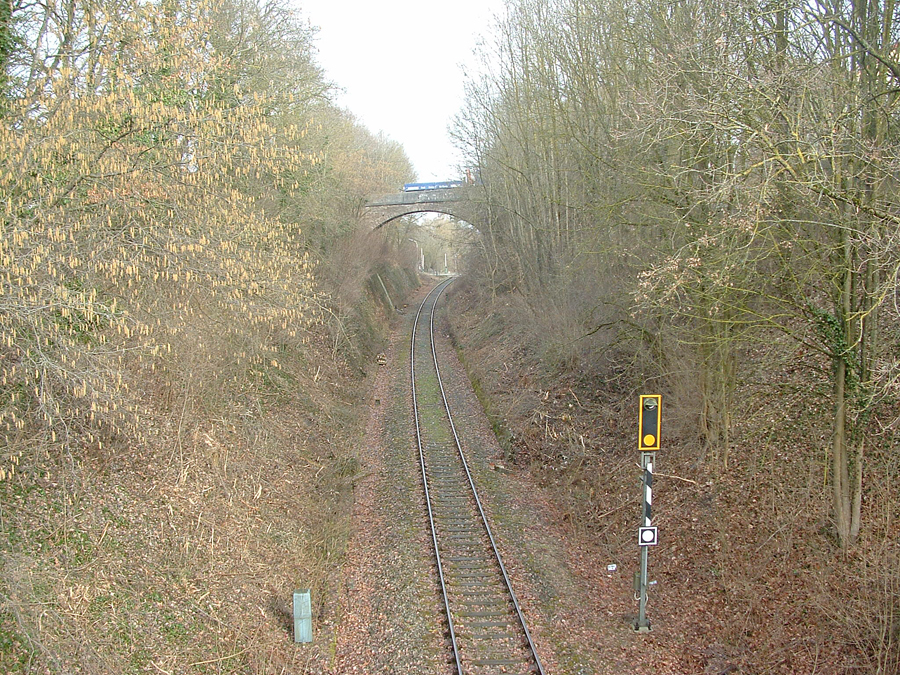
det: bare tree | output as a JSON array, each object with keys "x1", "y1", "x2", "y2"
[{"x1": 455, "y1": 0, "x2": 900, "y2": 551}]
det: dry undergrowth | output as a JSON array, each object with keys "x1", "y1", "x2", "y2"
[
  {"x1": 0, "y1": 318, "x2": 374, "y2": 673},
  {"x1": 0, "y1": 1, "x2": 417, "y2": 671},
  {"x1": 447, "y1": 280, "x2": 900, "y2": 675}
]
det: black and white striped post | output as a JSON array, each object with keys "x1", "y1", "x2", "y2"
[{"x1": 635, "y1": 395, "x2": 661, "y2": 632}]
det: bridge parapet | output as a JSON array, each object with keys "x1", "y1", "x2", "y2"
[{"x1": 367, "y1": 187, "x2": 465, "y2": 207}]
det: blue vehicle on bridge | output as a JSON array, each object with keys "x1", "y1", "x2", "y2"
[{"x1": 402, "y1": 180, "x2": 465, "y2": 192}]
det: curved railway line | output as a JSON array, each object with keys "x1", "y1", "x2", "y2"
[{"x1": 411, "y1": 278, "x2": 546, "y2": 675}]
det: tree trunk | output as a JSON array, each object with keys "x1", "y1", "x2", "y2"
[
  {"x1": 850, "y1": 437, "x2": 863, "y2": 543},
  {"x1": 832, "y1": 354, "x2": 851, "y2": 547}
]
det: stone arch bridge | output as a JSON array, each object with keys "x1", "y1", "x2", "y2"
[{"x1": 362, "y1": 186, "x2": 485, "y2": 230}]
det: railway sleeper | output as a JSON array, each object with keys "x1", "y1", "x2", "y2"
[
  {"x1": 436, "y1": 514, "x2": 474, "y2": 522},
  {"x1": 449, "y1": 560, "x2": 492, "y2": 567},
  {"x1": 458, "y1": 610, "x2": 509, "y2": 618},
  {"x1": 448, "y1": 561, "x2": 493, "y2": 569},
  {"x1": 452, "y1": 572, "x2": 495, "y2": 581},
  {"x1": 452, "y1": 575, "x2": 501, "y2": 583},
  {"x1": 434, "y1": 514, "x2": 474, "y2": 531},
  {"x1": 439, "y1": 524, "x2": 476, "y2": 533},
  {"x1": 464, "y1": 605, "x2": 515, "y2": 627},
  {"x1": 438, "y1": 521, "x2": 478, "y2": 529},
  {"x1": 432, "y1": 492, "x2": 472, "y2": 500},
  {"x1": 435, "y1": 510, "x2": 471, "y2": 519},
  {"x1": 470, "y1": 632, "x2": 517, "y2": 641},
  {"x1": 453, "y1": 579, "x2": 498, "y2": 586},
  {"x1": 446, "y1": 555, "x2": 485, "y2": 562},
  {"x1": 470, "y1": 656, "x2": 533, "y2": 667},
  {"x1": 450, "y1": 583, "x2": 501, "y2": 593},
  {"x1": 454, "y1": 584, "x2": 504, "y2": 591},
  {"x1": 459, "y1": 597, "x2": 509, "y2": 607},
  {"x1": 468, "y1": 621, "x2": 513, "y2": 629}
]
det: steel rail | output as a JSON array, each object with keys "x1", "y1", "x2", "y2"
[
  {"x1": 427, "y1": 284, "x2": 546, "y2": 675},
  {"x1": 411, "y1": 277, "x2": 462, "y2": 675},
  {"x1": 411, "y1": 278, "x2": 545, "y2": 675}
]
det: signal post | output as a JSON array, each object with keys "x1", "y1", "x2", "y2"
[{"x1": 635, "y1": 395, "x2": 660, "y2": 632}]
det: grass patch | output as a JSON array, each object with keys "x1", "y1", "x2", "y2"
[{"x1": 0, "y1": 611, "x2": 33, "y2": 672}]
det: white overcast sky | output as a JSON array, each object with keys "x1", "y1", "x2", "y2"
[{"x1": 294, "y1": 0, "x2": 505, "y2": 182}]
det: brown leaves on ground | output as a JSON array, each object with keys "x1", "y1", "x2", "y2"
[{"x1": 446, "y1": 283, "x2": 877, "y2": 675}]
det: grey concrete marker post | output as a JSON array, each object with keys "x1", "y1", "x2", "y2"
[{"x1": 293, "y1": 589, "x2": 312, "y2": 643}]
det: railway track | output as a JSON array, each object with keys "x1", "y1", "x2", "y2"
[{"x1": 411, "y1": 278, "x2": 545, "y2": 675}]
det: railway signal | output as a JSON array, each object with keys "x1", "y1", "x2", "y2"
[
  {"x1": 638, "y1": 394, "x2": 661, "y2": 451},
  {"x1": 635, "y1": 395, "x2": 661, "y2": 633}
]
